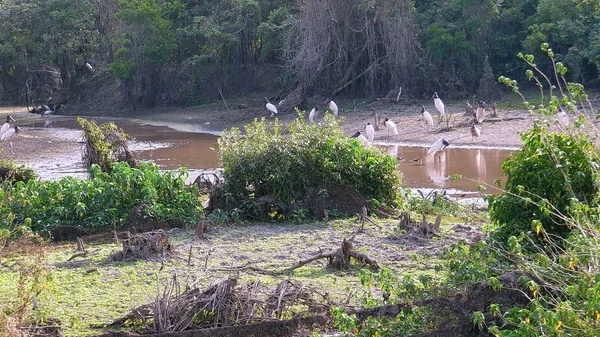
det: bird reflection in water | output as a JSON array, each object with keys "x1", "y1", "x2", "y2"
[{"x1": 425, "y1": 150, "x2": 449, "y2": 188}]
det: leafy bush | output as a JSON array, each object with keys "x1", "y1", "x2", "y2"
[
  {"x1": 488, "y1": 121, "x2": 600, "y2": 243},
  {"x1": 0, "y1": 162, "x2": 201, "y2": 233},
  {"x1": 78, "y1": 117, "x2": 138, "y2": 173},
  {"x1": 217, "y1": 114, "x2": 402, "y2": 219},
  {"x1": 0, "y1": 160, "x2": 36, "y2": 183}
]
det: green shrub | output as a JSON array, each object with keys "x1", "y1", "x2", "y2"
[
  {"x1": 0, "y1": 160, "x2": 36, "y2": 183},
  {"x1": 488, "y1": 122, "x2": 600, "y2": 243},
  {"x1": 0, "y1": 162, "x2": 201, "y2": 233},
  {"x1": 217, "y1": 114, "x2": 402, "y2": 219}
]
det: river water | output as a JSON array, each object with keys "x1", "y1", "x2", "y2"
[{"x1": 20, "y1": 116, "x2": 515, "y2": 195}]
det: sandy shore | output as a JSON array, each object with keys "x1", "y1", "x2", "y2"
[{"x1": 0, "y1": 101, "x2": 537, "y2": 170}]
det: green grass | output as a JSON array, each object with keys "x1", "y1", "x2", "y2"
[{"x1": 0, "y1": 215, "x2": 477, "y2": 336}]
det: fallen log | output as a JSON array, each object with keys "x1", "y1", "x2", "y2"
[{"x1": 217, "y1": 238, "x2": 380, "y2": 275}]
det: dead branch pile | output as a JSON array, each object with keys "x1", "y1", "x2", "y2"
[
  {"x1": 108, "y1": 276, "x2": 333, "y2": 333},
  {"x1": 111, "y1": 230, "x2": 173, "y2": 261}
]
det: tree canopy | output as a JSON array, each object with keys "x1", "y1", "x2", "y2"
[{"x1": 0, "y1": 0, "x2": 598, "y2": 108}]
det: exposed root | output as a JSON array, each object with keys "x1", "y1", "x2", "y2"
[
  {"x1": 111, "y1": 230, "x2": 174, "y2": 261},
  {"x1": 218, "y1": 238, "x2": 380, "y2": 275}
]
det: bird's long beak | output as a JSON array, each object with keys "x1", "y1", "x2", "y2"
[
  {"x1": 15, "y1": 126, "x2": 22, "y2": 133},
  {"x1": 9, "y1": 116, "x2": 15, "y2": 122}
]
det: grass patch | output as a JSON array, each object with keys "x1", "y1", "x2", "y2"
[{"x1": 0, "y1": 211, "x2": 478, "y2": 336}]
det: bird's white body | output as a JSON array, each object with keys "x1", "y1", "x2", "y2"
[
  {"x1": 42, "y1": 108, "x2": 54, "y2": 117},
  {"x1": 266, "y1": 102, "x2": 278, "y2": 117},
  {"x1": 365, "y1": 123, "x2": 375, "y2": 142},
  {"x1": 1, "y1": 116, "x2": 15, "y2": 137},
  {"x1": 0, "y1": 123, "x2": 9, "y2": 137},
  {"x1": 328, "y1": 100, "x2": 338, "y2": 116},
  {"x1": 432, "y1": 92, "x2": 445, "y2": 116},
  {"x1": 434, "y1": 98, "x2": 445, "y2": 115},
  {"x1": 422, "y1": 108, "x2": 434, "y2": 126},
  {"x1": 470, "y1": 124, "x2": 481, "y2": 140},
  {"x1": 476, "y1": 108, "x2": 484, "y2": 123},
  {"x1": 308, "y1": 107, "x2": 318, "y2": 123},
  {"x1": 557, "y1": 109, "x2": 569, "y2": 127},
  {"x1": 357, "y1": 134, "x2": 368, "y2": 144},
  {"x1": 428, "y1": 138, "x2": 449, "y2": 154},
  {"x1": 1, "y1": 127, "x2": 18, "y2": 141},
  {"x1": 384, "y1": 119, "x2": 398, "y2": 136}
]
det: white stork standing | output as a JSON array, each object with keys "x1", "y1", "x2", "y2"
[
  {"x1": 432, "y1": 92, "x2": 445, "y2": 116},
  {"x1": 470, "y1": 122, "x2": 481, "y2": 141},
  {"x1": 0, "y1": 115, "x2": 15, "y2": 137},
  {"x1": 365, "y1": 123, "x2": 375, "y2": 142},
  {"x1": 325, "y1": 97, "x2": 338, "y2": 116},
  {"x1": 351, "y1": 131, "x2": 368, "y2": 144},
  {"x1": 421, "y1": 106, "x2": 434, "y2": 134},
  {"x1": 383, "y1": 118, "x2": 399, "y2": 138},
  {"x1": 1, "y1": 125, "x2": 22, "y2": 147},
  {"x1": 556, "y1": 108, "x2": 569, "y2": 127},
  {"x1": 428, "y1": 138, "x2": 449, "y2": 155},
  {"x1": 265, "y1": 97, "x2": 278, "y2": 117},
  {"x1": 476, "y1": 101, "x2": 486, "y2": 124},
  {"x1": 308, "y1": 107, "x2": 319, "y2": 123}
]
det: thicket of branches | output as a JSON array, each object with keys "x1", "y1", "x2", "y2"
[
  {"x1": 0, "y1": 0, "x2": 598, "y2": 108},
  {"x1": 284, "y1": 0, "x2": 421, "y2": 99}
]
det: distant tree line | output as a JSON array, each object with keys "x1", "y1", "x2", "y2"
[{"x1": 0, "y1": 0, "x2": 598, "y2": 108}]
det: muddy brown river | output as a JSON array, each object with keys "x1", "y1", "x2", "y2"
[{"x1": 20, "y1": 117, "x2": 515, "y2": 195}]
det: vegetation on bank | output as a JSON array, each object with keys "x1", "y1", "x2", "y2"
[
  {"x1": 215, "y1": 113, "x2": 402, "y2": 220},
  {"x1": 315, "y1": 46, "x2": 600, "y2": 337},
  {"x1": 1, "y1": 0, "x2": 599, "y2": 109},
  {"x1": 0, "y1": 162, "x2": 201, "y2": 236}
]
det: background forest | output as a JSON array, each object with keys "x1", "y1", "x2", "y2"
[{"x1": 0, "y1": 0, "x2": 599, "y2": 110}]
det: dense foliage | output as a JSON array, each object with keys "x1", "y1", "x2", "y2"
[
  {"x1": 1, "y1": 0, "x2": 598, "y2": 107},
  {"x1": 217, "y1": 114, "x2": 402, "y2": 218},
  {"x1": 78, "y1": 117, "x2": 138, "y2": 173},
  {"x1": 489, "y1": 122, "x2": 600, "y2": 242},
  {"x1": 321, "y1": 47, "x2": 600, "y2": 336},
  {"x1": 0, "y1": 162, "x2": 201, "y2": 236}
]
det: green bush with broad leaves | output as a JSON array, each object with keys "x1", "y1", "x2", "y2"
[
  {"x1": 217, "y1": 113, "x2": 402, "y2": 219},
  {"x1": 0, "y1": 162, "x2": 201, "y2": 234},
  {"x1": 488, "y1": 122, "x2": 600, "y2": 243}
]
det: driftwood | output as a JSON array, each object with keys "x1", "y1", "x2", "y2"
[
  {"x1": 218, "y1": 238, "x2": 379, "y2": 275},
  {"x1": 112, "y1": 230, "x2": 173, "y2": 261},
  {"x1": 104, "y1": 277, "x2": 332, "y2": 335}
]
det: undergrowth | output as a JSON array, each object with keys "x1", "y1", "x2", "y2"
[
  {"x1": 216, "y1": 112, "x2": 403, "y2": 220},
  {"x1": 0, "y1": 162, "x2": 201, "y2": 235},
  {"x1": 323, "y1": 43, "x2": 600, "y2": 337}
]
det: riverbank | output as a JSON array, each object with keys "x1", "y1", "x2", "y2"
[{"x1": 0, "y1": 99, "x2": 548, "y2": 170}]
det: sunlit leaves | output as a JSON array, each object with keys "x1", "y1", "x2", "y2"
[
  {"x1": 217, "y1": 113, "x2": 402, "y2": 220},
  {"x1": 0, "y1": 162, "x2": 201, "y2": 233}
]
